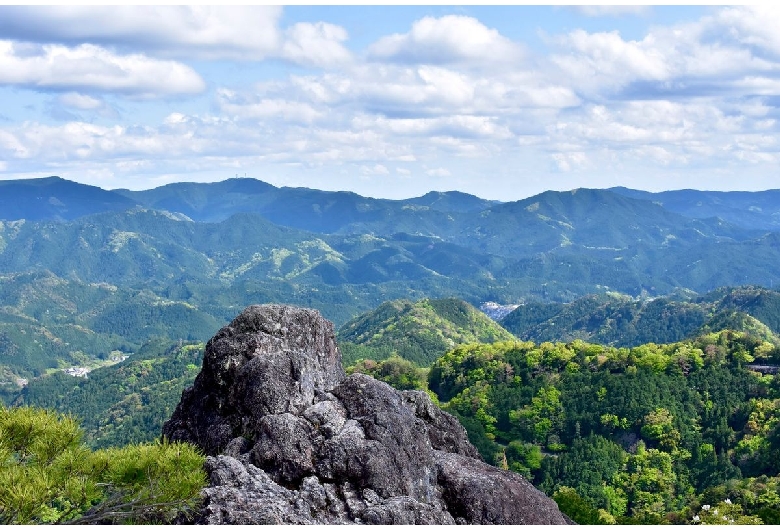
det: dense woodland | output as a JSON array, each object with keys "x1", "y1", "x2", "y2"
[
  {"x1": 3, "y1": 178, "x2": 780, "y2": 523},
  {"x1": 14, "y1": 340, "x2": 203, "y2": 448},
  {"x1": 4, "y1": 290, "x2": 780, "y2": 524},
  {"x1": 422, "y1": 332, "x2": 780, "y2": 524},
  {"x1": 7, "y1": 179, "x2": 780, "y2": 392},
  {"x1": 6, "y1": 307, "x2": 780, "y2": 524},
  {"x1": 339, "y1": 297, "x2": 514, "y2": 365},
  {"x1": 499, "y1": 286, "x2": 780, "y2": 348}
]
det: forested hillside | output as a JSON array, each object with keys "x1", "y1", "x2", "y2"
[
  {"x1": 338, "y1": 298, "x2": 514, "y2": 365},
  {"x1": 426, "y1": 331, "x2": 780, "y2": 524},
  {"x1": 3, "y1": 176, "x2": 780, "y2": 524},
  {"x1": 13, "y1": 340, "x2": 203, "y2": 448},
  {"x1": 500, "y1": 286, "x2": 780, "y2": 348},
  {"x1": 4, "y1": 181, "x2": 780, "y2": 392}
]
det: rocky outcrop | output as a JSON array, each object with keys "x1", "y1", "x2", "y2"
[{"x1": 163, "y1": 304, "x2": 571, "y2": 525}]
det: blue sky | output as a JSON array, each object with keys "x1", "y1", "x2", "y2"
[{"x1": 1, "y1": 5, "x2": 779, "y2": 200}]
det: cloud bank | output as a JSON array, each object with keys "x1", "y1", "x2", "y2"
[{"x1": 0, "y1": 6, "x2": 779, "y2": 199}]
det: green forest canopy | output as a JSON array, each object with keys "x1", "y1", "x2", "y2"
[{"x1": 418, "y1": 330, "x2": 780, "y2": 524}]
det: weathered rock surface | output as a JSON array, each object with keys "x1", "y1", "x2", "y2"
[{"x1": 163, "y1": 304, "x2": 571, "y2": 525}]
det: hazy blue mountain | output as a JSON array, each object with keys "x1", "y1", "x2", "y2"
[
  {"x1": 454, "y1": 188, "x2": 755, "y2": 258},
  {"x1": 1, "y1": 177, "x2": 494, "y2": 236},
  {"x1": 4, "y1": 176, "x2": 780, "y2": 241},
  {"x1": 404, "y1": 190, "x2": 497, "y2": 212},
  {"x1": 5, "y1": 177, "x2": 780, "y2": 389},
  {"x1": 114, "y1": 178, "x2": 485, "y2": 235},
  {"x1": 610, "y1": 186, "x2": 780, "y2": 231},
  {"x1": 114, "y1": 178, "x2": 277, "y2": 221},
  {"x1": 0, "y1": 176, "x2": 138, "y2": 221}
]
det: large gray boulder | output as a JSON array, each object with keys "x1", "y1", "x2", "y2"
[{"x1": 163, "y1": 304, "x2": 571, "y2": 525}]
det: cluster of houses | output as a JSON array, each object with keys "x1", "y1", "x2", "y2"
[
  {"x1": 63, "y1": 366, "x2": 91, "y2": 378},
  {"x1": 62, "y1": 354, "x2": 129, "y2": 378}
]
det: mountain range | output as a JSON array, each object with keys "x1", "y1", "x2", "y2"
[
  {"x1": 3, "y1": 177, "x2": 780, "y2": 295},
  {"x1": 4, "y1": 175, "x2": 780, "y2": 526},
  {"x1": 6, "y1": 175, "x2": 780, "y2": 233},
  {"x1": 609, "y1": 186, "x2": 780, "y2": 231},
  {"x1": 11, "y1": 287, "x2": 780, "y2": 452},
  {"x1": 4, "y1": 175, "x2": 780, "y2": 387}
]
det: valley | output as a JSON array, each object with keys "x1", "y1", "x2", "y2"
[{"x1": 2, "y1": 176, "x2": 780, "y2": 524}]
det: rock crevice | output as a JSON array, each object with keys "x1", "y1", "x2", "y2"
[{"x1": 163, "y1": 304, "x2": 571, "y2": 525}]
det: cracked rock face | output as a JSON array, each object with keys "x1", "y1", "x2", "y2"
[{"x1": 163, "y1": 304, "x2": 571, "y2": 525}]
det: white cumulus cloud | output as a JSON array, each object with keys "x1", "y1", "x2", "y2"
[
  {"x1": 0, "y1": 6, "x2": 283, "y2": 61},
  {"x1": 216, "y1": 89, "x2": 325, "y2": 124},
  {"x1": 360, "y1": 163, "x2": 389, "y2": 176},
  {"x1": 0, "y1": 40, "x2": 205, "y2": 97},
  {"x1": 713, "y1": 6, "x2": 780, "y2": 58},
  {"x1": 369, "y1": 15, "x2": 522, "y2": 65},
  {"x1": 282, "y1": 22, "x2": 353, "y2": 68},
  {"x1": 549, "y1": 7, "x2": 780, "y2": 99},
  {"x1": 58, "y1": 92, "x2": 104, "y2": 110},
  {"x1": 0, "y1": 6, "x2": 352, "y2": 68}
]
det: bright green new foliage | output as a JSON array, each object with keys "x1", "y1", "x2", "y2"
[
  {"x1": 0, "y1": 404, "x2": 205, "y2": 524},
  {"x1": 348, "y1": 354, "x2": 428, "y2": 391},
  {"x1": 427, "y1": 330, "x2": 780, "y2": 524}
]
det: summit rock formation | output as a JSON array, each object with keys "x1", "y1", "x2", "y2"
[{"x1": 163, "y1": 304, "x2": 571, "y2": 524}]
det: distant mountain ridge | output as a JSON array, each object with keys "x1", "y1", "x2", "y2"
[
  {"x1": 610, "y1": 186, "x2": 780, "y2": 231},
  {"x1": 3, "y1": 200, "x2": 780, "y2": 307},
  {"x1": 115, "y1": 178, "x2": 500, "y2": 235},
  {"x1": 0, "y1": 176, "x2": 138, "y2": 221},
  {"x1": 3, "y1": 176, "x2": 780, "y2": 235},
  {"x1": 5, "y1": 176, "x2": 780, "y2": 388}
]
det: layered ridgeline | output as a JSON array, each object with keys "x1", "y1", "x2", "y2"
[
  {"x1": 500, "y1": 286, "x2": 780, "y2": 348},
  {"x1": 7, "y1": 176, "x2": 780, "y2": 233},
  {"x1": 9, "y1": 302, "x2": 780, "y2": 524},
  {"x1": 0, "y1": 209, "x2": 504, "y2": 389},
  {"x1": 3, "y1": 179, "x2": 780, "y2": 303},
  {"x1": 610, "y1": 187, "x2": 780, "y2": 231},
  {"x1": 6, "y1": 177, "x2": 780, "y2": 407},
  {"x1": 338, "y1": 298, "x2": 515, "y2": 365},
  {"x1": 6, "y1": 285, "x2": 780, "y2": 405}
]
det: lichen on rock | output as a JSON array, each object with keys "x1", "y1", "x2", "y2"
[{"x1": 163, "y1": 304, "x2": 572, "y2": 525}]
